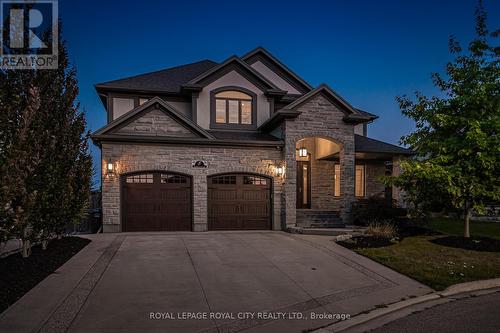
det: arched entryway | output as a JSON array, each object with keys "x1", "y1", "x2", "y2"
[
  {"x1": 121, "y1": 171, "x2": 192, "y2": 231},
  {"x1": 207, "y1": 173, "x2": 272, "y2": 230}
]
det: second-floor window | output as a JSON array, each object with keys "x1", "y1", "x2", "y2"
[
  {"x1": 215, "y1": 91, "x2": 252, "y2": 124},
  {"x1": 211, "y1": 88, "x2": 256, "y2": 129}
]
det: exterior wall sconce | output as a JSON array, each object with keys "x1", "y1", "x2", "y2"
[
  {"x1": 276, "y1": 165, "x2": 285, "y2": 176},
  {"x1": 298, "y1": 147, "x2": 308, "y2": 157},
  {"x1": 106, "y1": 160, "x2": 115, "y2": 175}
]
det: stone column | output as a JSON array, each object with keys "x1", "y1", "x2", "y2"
[
  {"x1": 392, "y1": 156, "x2": 403, "y2": 205},
  {"x1": 283, "y1": 145, "x2": 297, "y2": 229},
  {"x1": 340, "y1": 141, "x2": 355, "y2": 224},
  {"x1": 193, "y1": 173, "x2": 208, "y2": 231}
]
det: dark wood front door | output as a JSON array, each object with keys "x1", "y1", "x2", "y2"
[
  {"x1": 122, "y1": 172, "x2": 192, "y2": 231},
  {"x1": 296, "y1": 161, "x2": 311, "y2": 209},
  {"x1": 208, "y1": 174, "x2": 272, "y2": 230}
]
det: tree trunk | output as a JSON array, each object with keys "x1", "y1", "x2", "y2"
[
  {"x1": 22, "y1": 227, "x2": 31, "y2": 258},
  {"x1": 464, "y1": 203, "x2": 472, "y2": 238},
  {"x1": 41, "y1": 230, "x2": 48, "y2": 250}
]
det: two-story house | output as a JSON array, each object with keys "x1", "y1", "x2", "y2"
[{"x1": 92, "y1": 47, "x2": 412, "y2": 233}]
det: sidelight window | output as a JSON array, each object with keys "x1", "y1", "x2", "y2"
[{"x1": 355, "y1": 165, "x2": 366, "y2": 197}]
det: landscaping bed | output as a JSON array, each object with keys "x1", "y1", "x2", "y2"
[
  {"x1": 337, "y1": 219, "x2": 500, "y2": 290},
  {"x1": 0, "y1": 237, "x2": 91, "y2": 313}
]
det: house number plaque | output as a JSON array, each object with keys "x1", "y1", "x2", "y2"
[{"x1": 192, "y1": 160, "x2": 208, "y2": 168}]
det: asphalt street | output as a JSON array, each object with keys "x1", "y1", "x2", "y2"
[{"x1": 370, "y1": 291, "x2": 500, "y2": 333}]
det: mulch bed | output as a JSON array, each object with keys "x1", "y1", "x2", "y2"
[
  {"x1": 338, "y1": 236, "x2": 395, "y2": 249},
  {"x1": 0, "y1": 236, "x2": 91, "y2": 314},
  {"x1": 430, "y1": 236, "x2": 500, "y2": 252}
]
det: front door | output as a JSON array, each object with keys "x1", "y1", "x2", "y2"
[{"x1": 296, "y1": 161, "x2": 311, "y2": 208}]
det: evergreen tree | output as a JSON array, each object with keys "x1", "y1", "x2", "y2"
[{"x1": 0, "y1": 23, "x2": 92, "y2": 256}]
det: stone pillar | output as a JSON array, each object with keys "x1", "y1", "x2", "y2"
[
  {"x1": 193, "y1": 173, "x2": 208, "y2": 231},
  {"x1": 284, "y1": 132, "x2": 297, "y2": 229},
  {"x1": 340, "y1": 142, "x2": 355, "y2": 224},
  {"x1": 392, "y1": 156, "x2": 403, "y2": 205}
]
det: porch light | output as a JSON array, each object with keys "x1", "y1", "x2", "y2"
[
  {"x1": 299, "y1": 147, "x2": 308, "y2": 157},
  {"x1": 276, "y1": 165, "x2": 285, "y2": 176},
  {"x1": 107, "y1": 161, "x2": 115, "y2": 174}
]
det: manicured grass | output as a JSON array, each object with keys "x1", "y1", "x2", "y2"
[
  {"x1": 427, "y1": 217, "x2": 500, "y2": 240},
  {"x1": 341, "y1": 218, "x2": 500, "y2": 291}
]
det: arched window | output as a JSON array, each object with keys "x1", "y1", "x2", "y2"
[{"x1": 210, "y1": 88, "x2": 256, "y2": 129}]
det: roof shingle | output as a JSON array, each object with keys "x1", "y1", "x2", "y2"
[
  {"x1": 95, "y1": 60, "x2": 218, "y2": 93},
  {"x1": 355, "y1": 134, "x2": 413, "y2": 155}
]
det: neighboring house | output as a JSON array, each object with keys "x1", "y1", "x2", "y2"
[{"x1": 92, "y1": 47, "x2": 412, "y2": 233}]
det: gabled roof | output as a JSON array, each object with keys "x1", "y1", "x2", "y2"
[
  {"x1": 183, "y1": 56, "x2": 285, "y2": 94},
  {"x1": 355, "y1": 134, "x2": 414, "y2": 155},
  {"x1": 281, "y1": 84, "x2": 377, "y2": 123},
  {"x1": 92, "y1": 97, "x2": 215, "y2": 139},
  {"x1": 241, "y1": 47, "x2": 313, "y2": 94},
  {"x1": 94, "y1": 60, "x2": 218, "y2": 94}
]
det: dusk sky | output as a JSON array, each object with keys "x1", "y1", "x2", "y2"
[{"x1": 58, "y1": 0, "x2": 499, "y2": 185}]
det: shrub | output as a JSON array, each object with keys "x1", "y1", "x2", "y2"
[
  {"x1": 352, "y1": 196, "x2": 407, "y2": 226},
  {"x1": 365, "y1": 222, "x2": 397, "y2": 239}
]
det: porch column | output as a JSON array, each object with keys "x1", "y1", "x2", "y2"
[
  {"x1": 392, "y1": 156, "x2": 403, "y2": 204},
  {"x1": 283, "y1": 136, "x2": 297, "y2": 228},
  {"x1": 340, "y1": 141, "x2": 355, "y2": 224}
]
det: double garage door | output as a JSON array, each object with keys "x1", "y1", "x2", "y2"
[{"x1": 122, "y1": 172, "x2": 271, "y2": 231}]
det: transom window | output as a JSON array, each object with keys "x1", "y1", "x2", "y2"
[
  {"x1": 213, "y1": 90, "x2": 253, "y2": 126},
  {"x1": 161, "y1": 174, "x2": 188, "y2": 184},
  {"x1": 243, "y1": 176, "x2": 268, "y2": 185},
  {"x1": 212, "y1": 175, "x2": 237, "y2": 184},
  {"x1": 126, "y1": 174, "x2": 153, "y2": 183}
]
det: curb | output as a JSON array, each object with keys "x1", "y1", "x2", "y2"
[{"x1": 313, "y1": 278, "x2": 500, "y2": 332}]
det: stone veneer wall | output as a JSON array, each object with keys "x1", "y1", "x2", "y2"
[
  {"x1": 296, "y1": 137, "x2": 341, "y2": 210},
  {"x1": 284, "y1": 94, "x2": 356, "y2": 226},
  {"x1": 115, "y1": 109, "x2": 195, "y2": 137},
  {"x1": 364, "y1": 161, "x2": 387, "y2": 198},
  {"x1": 101, "y1": 143, "x2": 284, "y2": 232}
]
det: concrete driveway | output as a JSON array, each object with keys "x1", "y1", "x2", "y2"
[{"x1": 0, "y1": 232, "x2": 431, "y2": 332}]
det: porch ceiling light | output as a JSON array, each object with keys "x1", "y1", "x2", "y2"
[{"x1": 299, "y1": 147, "x2": 308, "y2": 157}]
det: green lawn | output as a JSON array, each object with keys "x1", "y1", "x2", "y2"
[
  {"x1": 427, "y1": 217, "x2": 500, "y2": 240},
  {"x1": 351, "y1": 218, "x2": 500, "y2": 291}
]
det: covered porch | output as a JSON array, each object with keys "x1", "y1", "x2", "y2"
[{"x1": 294, "y1": 135, "x2": 410, "y2": 228}]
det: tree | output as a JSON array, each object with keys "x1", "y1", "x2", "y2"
[
  {"x1": 389, "y1": 1, "x2": 499, "y2": 238},
  {"x1": 0, "y1": 22, "x2": 92, "y2": 256}
]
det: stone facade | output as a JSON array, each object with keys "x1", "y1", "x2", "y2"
[
  {"x1": 115, "y1": 109, "x2": 196, "y2": 137},
  {"x1": 283, "y1": 94, "x2": 356, "y2": 226},
  {"x1": 101, "y1": 143, "x2": 283, "y2": 232},
  {"x1": 364, "y1": 161, "x2": 387, "y2": 198}
]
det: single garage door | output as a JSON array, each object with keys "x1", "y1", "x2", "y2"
[
  {"x1": 208, "y1": 173, "x2": 272, "y2": 230},
  {"x1": 122, "y1": 172, "x2": 192, "y2": 231}
]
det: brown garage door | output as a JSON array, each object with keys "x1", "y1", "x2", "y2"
[
  {"x1": 208, "y1": 173, "x2": 272, "y2": 230},
  {"x1": 122, "y1": 172, "x2": 192, "y2": 231}
]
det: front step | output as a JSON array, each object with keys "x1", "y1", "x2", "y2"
[{"x1": 296, "y1": 209, "x2": 344, "y2": 228}]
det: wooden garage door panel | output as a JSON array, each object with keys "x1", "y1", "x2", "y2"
[
  {"x1": 122, "y1": 172, "x2": 192, "y2": 232},
  {"x1": 208, "y1": 174, "x2": 271, "y2": 230}
]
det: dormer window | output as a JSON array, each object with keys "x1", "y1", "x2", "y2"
[{"x1": 210, "y1": 87, "x2": 257, "y2": 129}]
